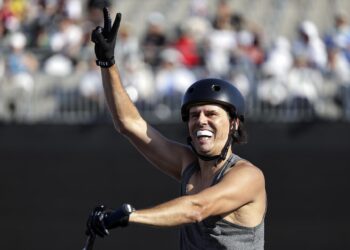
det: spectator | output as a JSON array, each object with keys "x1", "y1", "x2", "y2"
[
  {"x1": 325, "y1": 41, "x2": 350, "y2": 117},
  {"x1": 205, "y1": 8, "x2": 237, "y2": 77},
  {"x1": 115, "y1": 22, "x2": 141, "y2": 68},
  {"x1": 292, "y1": 20, "x2": 327, "y2": 70},
  {"x1": 176, "y1": 16, "x2": 211, "y2": 75},
  {"x1": 154, "y1": 48, "x2": 196, "y2": 119},
  {"x1": 326, "y1": 41, "x2": 350, "y2": 84},
  {"x1": 172, "y1": 24, "x2": 201, "y2": 69},
  {"x1": 324, "y1": 12, "x2": 350, "y2": 62},
  {"x1": 24, "y1": 1, "x2": 53, "y2": 48},
  {"x1": 0, "y1": 0, "x2": 350, "y2": 123},
  {"x1": 212, "y1": 0, "x2": 234, "y2": 30},
  {"x1": 6, "y1": 31, "x2": 38, "y2": 86},
  {"x1": 155, "y1": 48, "x2": 196, "y2": 96},
  {"x1": 262, "y1": 36, "x2": 293, "y2": 79},
  {"x1": 120, "y1": 55, "x2": 156, "y2": 106},
  {"x1": 4, "y1": 31, "x2": 38, "y2": 119},
  {"x1": 228, "y1": 69, "x2": 251, "y2": 99},
  {"x1": 180, "y1": 15, "x2": 211, "y2": 46},
  {"x1": 286, "y1": 55, "x2": 323, "y2": 114},
  {"x1": 257, "y1": 36, "x2": 293, "y2": 107},
  {"x1": 141, "y1": 12, "x2": 168, "y2": 69},
  {"x1": 237, "y1": 29, "x2": 265, "y2": 67},
  {"x1": 230, "y1": 14, "x2": 263, "y2": 67},
  {"x1": 43, "y1": 53, "x2": 74, "y2": 77},
  {"x1": 87, "y1": 0, "x2": 111, "y2": 26},
  {"x1": 78, "y1": 57, "x2": 103, "y2": 101},
  {"x1": 0, "y1": 0, "x2": 21, "y2": 33},
  {"x1": 322, "y1": 12, "x2": 350, "y2": 119},
  {"x1": 49, "y1": 15, "x2": 84, "y2": 62}
]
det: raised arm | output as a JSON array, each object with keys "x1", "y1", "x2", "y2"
[{"x1": 91, "y1": 8, "x2": 194, "y2": 180}]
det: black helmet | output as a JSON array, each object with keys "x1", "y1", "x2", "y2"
[{"x1": 181, "y1": 78, "x2": 245, "y2": 122}]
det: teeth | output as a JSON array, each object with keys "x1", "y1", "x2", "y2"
[{"x1": 196, "y1": 130, "x2": 213, "y2": 137}]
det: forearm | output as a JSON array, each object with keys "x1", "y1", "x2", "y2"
[
  {"x1": 129, "y1": 196, "x2": 205, "y2": 227},
  {"x1": 101, "y1": 66, "x2": 142, "y2": 133}
]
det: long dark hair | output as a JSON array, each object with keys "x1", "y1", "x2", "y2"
[{"x1": 232, "y1": 118, "x2": 248, "y2": 144}]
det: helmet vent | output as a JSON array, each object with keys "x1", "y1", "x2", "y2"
[
  {"x1": 212, "y1": 84, "x2": 221, "y2": 92},
  {"x1": 188, "y1": 87, "x2": 194, "y2": 93}
]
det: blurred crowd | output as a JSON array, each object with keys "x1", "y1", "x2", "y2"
[{"x1": 1, "y1": 0, "x2": 350, "y2": 122}]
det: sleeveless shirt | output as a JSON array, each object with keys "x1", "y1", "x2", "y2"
[{"x1": 180, "y1": 154, "x2": 265, "y2": 250}]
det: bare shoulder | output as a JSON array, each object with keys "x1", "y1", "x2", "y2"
[
  {"x1": 223, "y1": 159, "x2": 265, "y2": 188},
  {"x1": 235, "y1": 159, "x2": 264, "y2": 177}
]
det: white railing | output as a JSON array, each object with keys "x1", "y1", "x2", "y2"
[{"x1": 1, "y1": 71, "x2": 349, "y2": 124}]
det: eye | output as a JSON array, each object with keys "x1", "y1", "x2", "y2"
[
  {"x1": 189, "y1": 112, "x2": 199, "y2": 119},
  {"x1": 206, "y1": 111, "x2": 217, "y2": 117}
]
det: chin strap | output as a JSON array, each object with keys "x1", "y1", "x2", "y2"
[{"x1": 187, "y1": 132, "x2": 233, "y2": 163}]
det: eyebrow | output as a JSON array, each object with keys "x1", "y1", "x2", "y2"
[
  {"x1": 189, "y1": 109, "x2": 219, "y2": 115},
  {"x1": 189, "y1": 110, "x2": 199, "y2": 116}
]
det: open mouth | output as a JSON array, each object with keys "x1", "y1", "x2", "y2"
[{"x1": 196, "y1": 130, "x2": 214, "y2": 139}]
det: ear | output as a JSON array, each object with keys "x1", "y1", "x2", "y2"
[
  {"x1": 230, "y1": 118, "x2": 239, "y2": 131},
  {"x1": 235, "y1": 119, "x2": 240, "y2": 130}
]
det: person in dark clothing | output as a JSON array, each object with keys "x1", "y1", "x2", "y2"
[{"x1": 85, "y1": 8, "x2": 266, "y2": 250}]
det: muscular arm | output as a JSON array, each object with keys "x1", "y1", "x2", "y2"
[
  {"x1": 101, "y1": 66, "x2": 194, "y2": 180},
  {"x1": 128, "y1": 162, "x2": 266, "y2": 227},
  {"x1": 91, "y1": 8, "x2": 194, "y2": 180},
  {"x1": 101, "y1": 66, "x2": 140, "y2": 133}
]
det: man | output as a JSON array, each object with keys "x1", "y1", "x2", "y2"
[{"x1": 86, "y1": 7, "x2": 266, "y2": 250}]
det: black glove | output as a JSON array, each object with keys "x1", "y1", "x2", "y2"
[
  {"x1": 91, "y1": 7, "x2": 122, "y2": 68},
  {"x1": 86, "y1": 204, "x2": 135, "y2": 237}
]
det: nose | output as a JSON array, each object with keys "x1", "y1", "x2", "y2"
[{"x1": 197, "y1": 112, "x2": 208, "y2": 125}]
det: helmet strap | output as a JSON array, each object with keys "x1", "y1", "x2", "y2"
[{"x1": 219, "y1": 134, "x2": 233, "y2": 161}]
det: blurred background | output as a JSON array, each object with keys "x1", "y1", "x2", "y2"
[{"x1": 0, "y1": 0, "x2": 349, "y2": 249}]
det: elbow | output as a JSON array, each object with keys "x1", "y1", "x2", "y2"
[
  {"x1": 116, "y1": 122, "x2": 128, "y2": 135},
  {"x1": 112, "y1": 119, "x2": 132, "y2": 136},
  {"x1": 188, "y1": 211, "x2": 204, "y2": 223},
  {"x1": 186, "y1": 202, "x2": 209, "y2": 223},
  {"x1": 111, "y1": 119, "x2": 124, "y2": 134},
  {"x1": 115, "y1": 116, "x2": 145, "y2": 137},
  {"x1": 113, "y1": 123, "x2": 122, "y2": 134}
]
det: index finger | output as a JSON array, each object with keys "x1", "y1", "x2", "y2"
[{"x1": 103, "y1": 7, "x2": 112, "y2": 33}]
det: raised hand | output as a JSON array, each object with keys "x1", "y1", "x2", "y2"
[{"x1": 91, "y1": 7, "x2": 122, "y2": 68}]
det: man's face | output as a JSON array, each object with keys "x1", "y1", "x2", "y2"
[{"x1": 188, "y1": 104, "x2": 233, "y2": 157}]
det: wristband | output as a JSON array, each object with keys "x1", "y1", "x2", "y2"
[
  {"x1": 96, "y1": 57, "x2": 115, "y2": 68},
  {"x1": 104, "y1": 203, "x2": 135, "y2": 228}
]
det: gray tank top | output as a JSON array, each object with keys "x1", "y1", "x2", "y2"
[{"x1": 180, "y1": 154, "x2": 265, "y2": 250}]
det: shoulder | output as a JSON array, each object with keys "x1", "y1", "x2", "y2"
[
  {"x1": 223, "y1": 159, "x2": 265, "y2": 189},
  {"x1": 235, "y1": 159, "x2": 264, "y2": 176}
]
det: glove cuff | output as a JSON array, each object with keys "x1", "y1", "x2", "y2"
[
  {"x1": 104, "y1": 203, "x2": 135, "y2": 229},
  {"x1": 120, "y1": 204, "x2": 135, "y2": 227},
  {"x1": 96, "y1": 57, "x2": 115, "y2": 68}
]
